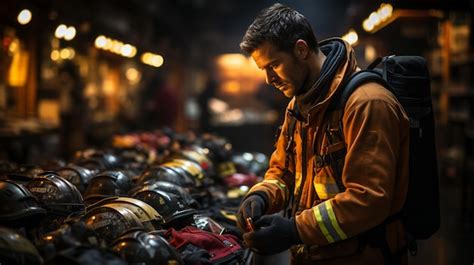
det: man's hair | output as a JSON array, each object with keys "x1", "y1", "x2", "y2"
[{"x1": 240, "y1": 3, "x2": 319, "y2": 55}]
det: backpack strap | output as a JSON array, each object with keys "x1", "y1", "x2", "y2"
[
  {"x1": 285, "y1": 112, "x2": 297, "y2": 171},
  {"x1": 282, "y1": 108, "x2": 297, "y2": 217},
  {"x1": 327, "y1": 70, "x2": 390, "y2": 112}
]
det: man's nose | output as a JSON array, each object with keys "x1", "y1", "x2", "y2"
[{"x1": 265, "y1": 69, "x2": 276, "y2": 85}]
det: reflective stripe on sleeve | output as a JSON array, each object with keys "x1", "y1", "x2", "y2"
[
  {"x1": 249, "y1": 179, "x2": 288, "y2": 196},
  {"x1": 263, "y1": 179, "x2": 287, "y2": 194},
  {"x1": 313, "y1": 200, "x2": 348, "y2": 243}
]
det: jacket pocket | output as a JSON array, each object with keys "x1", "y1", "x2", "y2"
[{"x1": 313, "y1": 166, "x2": 340, "y2": 200}]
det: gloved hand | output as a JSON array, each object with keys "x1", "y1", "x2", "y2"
[
  {"x1": 236, "y1": 194, "x2": 267, "y2": 233},
  {"x1": 243, "y1": 214, "x2": 302, "y2": 255}
]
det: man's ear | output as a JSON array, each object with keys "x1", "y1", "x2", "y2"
[{"x1": 294, "y1": 39, "x2": 309, "y2": 60}]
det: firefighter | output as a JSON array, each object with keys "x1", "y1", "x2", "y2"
[{"x1": 237, "y1": 3, "x2": 409, "y2": 265}]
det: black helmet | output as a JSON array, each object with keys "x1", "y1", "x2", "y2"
[
  {"x1": 26, "y1": 172, "x2": 84, "y2": 215},
  {"x1": 163, "y1": 159, "x2": 205, "y2": 186},
  {"x1": 132, "y1": 189, "x2": 196, "y2": 228},
  {"x1": 74, "y1": 149, "x2": 120, "y2": 172},
  {"x1": 110, "y1": 229, "x2": 184, "y2": 265},
  {"x1": 83, "y1": 171, "x2": 133, "y2": 204},
  {"x1": 130, "y1": 181, "x2": 198, "y2": 208},
  {"x1": 83, "y1": 204, "x2": 144, "y2": 244},
  {"x1": 138, "y1": 166, "x2": 195, "y2": 191},
  {"x1": 0, "y1": 227, "x2": 43, "y2": 265},
  {"x1": 196, "y1": 135, "x2": 233, "y2": 163},
  {"x1": 87, "y1": 197, "x2": 164, "y2": 231},
  {"x1": 56, "y1": 165, "x2": 94, "y2": 193},
  {"x1": 0, "y1": 180, "x2": 46, "y2": 228}
]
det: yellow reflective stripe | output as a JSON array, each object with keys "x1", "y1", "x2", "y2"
[
  {"x1": 263, "y1": 179, "x2": 286, "y2": 189},
  {"x1": 313, "y1": 206, "x2": 335, "y2": 243},
  {"x1": 326, "y1": 201, "x2": 347, "y2": 240},
  {"x1": 313, "y1": 201, "x2": 347, "y2": 243},
  {"x1": 250, "y1": 182, "x2": 266, "y2": 190},
  {"x1": 250, "y1": 179, "x2": 286, "y2": 192},
  {"x1": 314, "y1": 183, "x2": 339, "y2": 199}
]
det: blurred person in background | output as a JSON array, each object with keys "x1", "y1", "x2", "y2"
[
  {"x1": 236, "y1": 3, "x2": 409, "y2": 265},
  {"x1": 58, "y1": 61, "x2": 87, "y2": 159},
  {"x1": 142, "y1": 74, "x2": 179, "y2": 130},
  {"x1": 197, "y1": 76, "x2": 217, "y2": 133}
]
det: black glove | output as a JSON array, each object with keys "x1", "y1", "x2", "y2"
[
  {"x1": 236, "y1": 194, "x2": 267, "y2": 233},
  {"x1": 243, "y1": 214, "x2": 301, "y2": 255}
]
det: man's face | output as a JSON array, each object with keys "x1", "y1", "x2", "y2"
[{"x1": 251, "y1": 41, "x2": 307, "y2": 98}]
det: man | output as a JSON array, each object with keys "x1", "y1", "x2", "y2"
[{"x1": 237, "y1": 3, "x2": 409, "y2": 265}]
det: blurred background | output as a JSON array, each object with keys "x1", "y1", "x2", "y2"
[{"x1": 0, "y1": 0, "x2": 473, "y2": 263}]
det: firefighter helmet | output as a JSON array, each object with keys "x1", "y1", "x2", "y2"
[
  {"x1": 110, "y1": 229, "x2": 184, "y2": 265},
  {"x1": 57, "y1": 165, "x2": 94, "y2": 193},
  {"x1": 83, "y1": 204, "x2": 144, "y2": 244},
  {"x1": 87, "y1": 196, "x2": 164, "y2": 231},
  {"x1": 132, "y1": 189, "x2": 196, "y2": 228},
  {"x1": 26, "y1": 172, "x2": 84, "y2": 215},
  {"x1": 0, "y1": 179, "x2": 46, "y2": 228},
  {"x1": 83, "y1": 170, "x2": 133, "y2": 203},
  {"x1": 131, "y1": 180, "x2": 198, "y2": 208}
]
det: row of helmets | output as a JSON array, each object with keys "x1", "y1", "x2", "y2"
[{"x1": 0, "y1": 130, "x2": 268, "y2": 264}]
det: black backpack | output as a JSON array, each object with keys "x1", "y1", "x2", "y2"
[{"x1": 330, "y1": 55, "x2": 440, "y2": 241}]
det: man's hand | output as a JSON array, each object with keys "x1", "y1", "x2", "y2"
[
  {"x1": 236, "y1": 194, "x2": 267, "y2": 233},
  {"x1": 243, "y1": 214, "x2": 302, "y2": 255}
]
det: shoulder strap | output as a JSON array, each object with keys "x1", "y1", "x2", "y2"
[
  {"x1": 285, "y1": 115, "x2": 297, "y2": 170},
  {"x1": 283, "y1": 109, "x2": 297, "y2": 218},
  {"x1": 328, "y1": 70, "x2": 389, "y2": 112}
]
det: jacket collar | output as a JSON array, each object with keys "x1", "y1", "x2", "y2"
[{"x1": 294, "y1": 38, "x2": 358, "y2": 124}]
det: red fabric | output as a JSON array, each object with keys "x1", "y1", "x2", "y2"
[
  {"x1": 224, "y1": 173, "x2": 258, "y2": 188},
  {"x1": 165, "y1": 226, "x2": 241, "y2": 262}
]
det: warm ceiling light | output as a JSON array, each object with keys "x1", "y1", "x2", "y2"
[
  {"x1": 111, "y1": 40, "x2": 123, "y2": 54},
  {"x1": 362, "y1": 3, "x2": 394, "y2": 33},
  {"x1": 380, "y1": 4, "x2": 393, "y2": 21},
  {"x1": 95, "y1": 35, "x2": 107, "y2": 48},
  {"x1": 64, "y1": 26, "x2": 76, "y2": 41},
  {"x1": 17, "y1": 9, "x2": 32, "y2": 25},
  {"x1": 363, "y1": 19, "x2": 374, "y2": 32},
  {"x1": 95, "y1": 35, "x2": 139, "y2": 59},
  {"x1": 55, "y1": 24, "x2": 68, "y2": 38},
  {"x1": 60, "y1": 48, "x2": 70, "y2": 59},
  {"x1": 50, "y1": 50, "x2": 60, "y2": 61},
  {"x1": 125, "y1": 67, "x2": 141, "y2": 82},
  {"x1": 342, "y1": 29, "x2": 358, "y2": 46},
  {"x1": 141, "y1": 52, "x2": 164, "y2": 67},
  {"x1": 120, "y1": 44, "x2": 136, "y2": 58}
]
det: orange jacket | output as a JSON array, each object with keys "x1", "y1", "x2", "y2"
[{"x1": 247, "y1": 40, "x2": 409, "y2": 264}]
